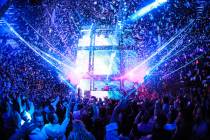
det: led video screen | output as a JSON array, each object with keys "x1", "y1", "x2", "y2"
[
  {"x1": 94, "y1": 50, "x2": 120, "y2": 75},
  {"x1": 77, "y1": 79, "x2": 90, "y2": 91},
  {"x1": 75, "y1": 50, "x2": 89, "y2": 74},
  {"x1": 78, "y1": 30, "x2": 118, "y2": 47},
  {"x1": 76, "y1": 50, "x2": 120, "y2": 75},
  {"x1": 94, "y1": 80, "x2": 120, "y2": 91}
]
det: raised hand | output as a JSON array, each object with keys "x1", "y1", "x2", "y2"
[
  {"x1": 28, "y1": 100, "x2": 35, "y2": 116},
  {"x1": 65, "y1": 103, "x2": 71, "y2": 118}
]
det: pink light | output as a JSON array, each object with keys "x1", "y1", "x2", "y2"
[
  {"x1": 128, "y1": 72, "x2": 134, "y2": 79},
  {"x1": 67, "y1": 71, "x2": 79, "y2": 85},
  {"x1": 123, "y1": 65, "x2": 149, "y2": 83},
  {"x1": 66, "y1": 68, "x2": 86, "y2": 85}
]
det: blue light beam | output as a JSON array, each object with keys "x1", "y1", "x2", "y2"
[
  {"x1": 128, "y1": 0, "x2": 167, "y2": 22},
  {"x1": 3, "y1": 20, "x2": 58, "y2": 70},
  {"x1": 3, "y1": 20, "x2": 76, "y2": 91},
  {"x1": 148, "y1": 34, "x2": 193, "y2": 74},
  {"x1": 22, "y1": 17, "x2": 70, "y2": 61},
  {"x1": 163, "y1": 53, "x2": 205, "y2": 78},
  {"x1": 126, "y1": 20, "x2": 194, "y2": 75}
]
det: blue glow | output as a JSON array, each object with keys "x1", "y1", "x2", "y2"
[
  {"x1": 128, "y1": 0, "x2": 167, "y2": 22},
  {"x1": 75, "y1": 50, "x2": 120, "y2": 77},
  {"x1": 75, "y1": 50, "x2": 89, "y2": 74},
  {"x1": 106, "y1": 51, "x2": 117, "y2": 80},
  {"x1": 78, "y1": 31, "x2": 118, "y2": 47},
  {"x1": 163, "y1": 53, "x2": 205, "y2": 78},
  {"x1": 58, "y1": 74, "x2": 76, "y2": 91},
  {"x1": 156, "y1": 0, "x2": 167, "y2": 3},
  {"x1": 22, "y1": 17, "x2": 70, "y2": 61},
  {"x1": 126, "y1": 20, "x2": 194, "y2": 75},
  {"x1": 3, "y1": 20, "x2": 58, "y2": 69},
  {"x1": 148, "y1": 31, "x2": 192, "y2": 74},
  {"x1": 4, "y1": 20, "x2": 76, "y2": 91},
  {"x1": 77, "y1": 79, "x2": 90, "y2": 93},
  {"x1": 94, "y1": 50, "x2": 120, "y2": 75},
  {"x1": 25, "y1": 111, "x2": 32, "y2": 121},
  {"x1": 21, "y1": 111, "x2": 32, "y2": 126},
  {"x1": 21, "y1": 120, "x2": 25, "y2": 126}
]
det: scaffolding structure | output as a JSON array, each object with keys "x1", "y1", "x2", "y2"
[{"x1": 77, "y1": 24, "x2": 123, "y2": 91}]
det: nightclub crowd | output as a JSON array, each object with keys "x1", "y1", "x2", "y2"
[{"x1": 0, "y1": 0, "x2": 210, "y2": 140}]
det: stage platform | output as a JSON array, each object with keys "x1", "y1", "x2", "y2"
[{"x1": 88, "y1": 90, "x2": 123, "y2": 100}]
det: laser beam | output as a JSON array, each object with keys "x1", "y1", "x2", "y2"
[
  {"x1": 148, "y1": 33, "x2": 193, "y2": 74},
  {"x1": 3, "y1": 20, "x2": 56, "y2": 68},
  {"x1": 22, "y1": 17, "x2": 70, "y2": 61},
  {"x1": 159, "y1": 41, "x2": 194, "y2": 64},
  {"x1": 163, "y1": 53, "x2": 205, "y2": 78},
  {"x1": 3, "y1": 19, "x2": 76, "y2": 91},
  {"x1": 126, "y1": 20, "x2": 194, "y2": 75}
]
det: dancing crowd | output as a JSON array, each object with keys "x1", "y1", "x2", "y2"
[
  {"x1": 1, "y1": 0, "x2": 210, "y2": 140},
  {"x1": 0, "y1": 80, "x2": 210, "y2": 140}
]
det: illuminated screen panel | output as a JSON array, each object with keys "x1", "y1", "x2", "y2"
[
  {"x1": 76, "y1": 50, "x2": 120, "y2": 75},
  {"x1": 95, "y1": 34, "x2": 118, "y2": 46},
  {"x1": 78, "y1": 30, "x2": 91, "y2": 47},
  {"x1": 91, "y1": 91, "x2": 122, "y2": 100},
  {"x1": 94, "y1": 80, "x2": 120, "y2": 91},
  {"x1": 78, "y1": 30, "x2": 118, "y2": 47},
  {"x1": 77, "y1": 79, "x2": 90, "y2": 92},
  {"x1": 75, "y1": 50, "x2": 89, "y2": 74},
  {"x1": 90, "y1": 91, "x2": 108, "y2": 99},
  {"x1": 94, "y1": 50, "x2": 120, "y2": 75}
]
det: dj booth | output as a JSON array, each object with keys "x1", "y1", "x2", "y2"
[{"x1": 89, "y1": 90, "x2": 123, "y2": 100}]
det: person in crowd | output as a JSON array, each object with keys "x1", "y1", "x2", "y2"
[
  {"x1": 68, "y1": 120, "x2": 95, "y2": 140},
  {"x1": 192, "y1": 106, "x2": 209, "y2": 140},
  {"x1": 28, "y1": 111, "x2": 45, "y2": 140},
  {"x1": 41, "y1": 103, "x2": 71, "y2": 139},
  {"x1": 0, "y1": 0, "x2": 209, "y2": 140}
]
